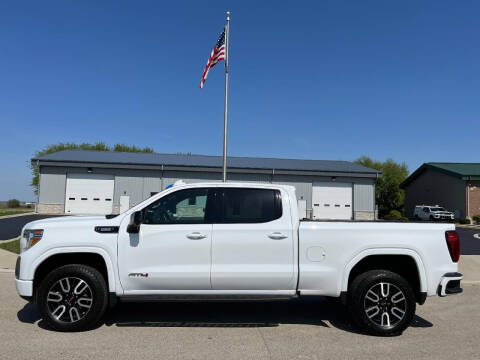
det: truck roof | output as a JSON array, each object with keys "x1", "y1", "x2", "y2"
[{"x1": 170, "y1": 181, "x2": 296, "y2": 192}]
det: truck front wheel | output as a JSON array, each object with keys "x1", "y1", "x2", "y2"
[
  {"x1": 36, "y1": 264, "x2": 108, "y2": 332},
  {"x1": 348, "y1": 270, "x2": 416, "y2": 336}
]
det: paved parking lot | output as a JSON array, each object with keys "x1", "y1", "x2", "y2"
[
  {"x1": 457, "y1": 227, "x2": 480, "y2": 255},
  {"x1": 0, "y1": 272, "x2": 478, "y2": 360},
  {"x1": 0, "y1": 215, "x2": 65, "y2": 240}
]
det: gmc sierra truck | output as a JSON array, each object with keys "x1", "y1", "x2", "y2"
[{"x1": 15, "y1": 182, "x2": 463, "y2": 335}]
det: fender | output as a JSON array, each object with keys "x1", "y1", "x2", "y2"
[
  {"x1": 341, "y1": 248, "x2": 428, "y2": 293},
  {"x1": 29, "y1": 247, "x2": 120, "y2": 294}
]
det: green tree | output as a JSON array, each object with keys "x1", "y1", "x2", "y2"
[
  {"x1": 30, "y1": 142, "x2": 154, "y2": 196},
  {"x1": 7, "y1": 199, "x2": 20, "y2": 208},
  {"x1": 355, "y1": 156, "x2": 409, "y2": 218},
  {"x1": 113, "y1": 143, "x2": 154, "y2": 153}
]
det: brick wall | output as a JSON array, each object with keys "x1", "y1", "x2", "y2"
[{"x1": 468, "y1": 181, "x2": 480, "y2": 218}]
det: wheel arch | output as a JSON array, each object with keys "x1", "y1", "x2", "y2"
[
  {"x1": 31, "y1": 248, "x2": 116, "y2": 294},
  {"x1": 342, "y1": 249, "x2": 427, "y2": 303}
]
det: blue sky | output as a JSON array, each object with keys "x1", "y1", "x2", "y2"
[{"x1": 1, "y1": 1, "x2": 479, "y2": 201}]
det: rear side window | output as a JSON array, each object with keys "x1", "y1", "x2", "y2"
[{"x1": 221, "y1": 188, "x2": 282, "y2": 223}]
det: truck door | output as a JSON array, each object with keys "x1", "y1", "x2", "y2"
[
  {"x1": 211, "y1": 188, "x2": 295, "y2": 291},
  {"x1": 118, "y1": 187, "x2": 214, "y2": 292}
]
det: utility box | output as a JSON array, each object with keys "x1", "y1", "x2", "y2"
[
  {"x1": 120, "y1": 195, "x2": 130, "y2": 214},
  {"x1": 297, "y1": 199, "x2": 307, "y2": 220}
]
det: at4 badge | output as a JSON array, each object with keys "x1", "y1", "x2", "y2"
[{"x1": 128, "y1": 273, "x2": 149, "y2": 278}]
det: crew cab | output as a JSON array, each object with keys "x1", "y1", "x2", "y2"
[{"x1": 15, "y1": 182, "x2": 462, "y2": 336}]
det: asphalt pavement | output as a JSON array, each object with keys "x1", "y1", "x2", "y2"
[
  {"x1": 457, "y1": 227, "x2": 480, "y2": 255},
  {"x1": 0, "y1": 214, "x2": 64, "y2": 240},
  {"x1": 0, "y1": 272, "x2": 478, "y2": 360}
]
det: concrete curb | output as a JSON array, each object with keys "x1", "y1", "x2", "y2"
[
  {"x1": 0, "y1": 248, "x2": 17, "y2": 270},
  {"x1": 0, "y1": 212, "x2": 35, "y2": 220},
  {"x1": 0, "y1": 237, "x2": 20, "y2": 244},
  {"x1": 456, "y1": 224, "x2": 480, "y2": 229}
]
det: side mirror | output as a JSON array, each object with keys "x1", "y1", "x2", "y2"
[{"x1": 127, "y1": 211, "x2": 143, "y2": 234}]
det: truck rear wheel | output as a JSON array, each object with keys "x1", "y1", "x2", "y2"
[
  {"x1": 36, "y1": 264, "x2": 108, "y2": 332},
  {"x1": 348, "y1": 270, "x2": 416, "y2": 336}
]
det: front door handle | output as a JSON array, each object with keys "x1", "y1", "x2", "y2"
[
  {"x1": 186, "y1": 232, "x2": 207, "y2": 240},
  {"x1": 268, "y1": 232, "x2": 288, "y2": 240}
]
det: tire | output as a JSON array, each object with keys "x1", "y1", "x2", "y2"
[
  {"x1": 414, "y1": 215, "x2": 420, "y2": 221},
  {"x1": 429, "y1": 215, "x2": 434, "y2": 221},
  {"x1": 36, "y1": 264, "x2": 108, "y2": 332},
  {"x1": 347, "y1": 270, "x2": 416, "y2": 336}
]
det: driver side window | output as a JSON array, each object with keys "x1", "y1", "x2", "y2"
[{"x1": 143, "y1": 188, "x2": 210, "y2": 225}]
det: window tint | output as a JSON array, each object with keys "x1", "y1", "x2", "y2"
[
  {"x1": 222, "y1": 188, "x2": 281, "y2": 223},
  {"x1": 143, "y1": 188, "x2": 210, "y2": 224}
]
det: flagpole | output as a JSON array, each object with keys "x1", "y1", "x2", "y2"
[{"x1": 222, "y1": 11, "x2": 230, "y2": 182}]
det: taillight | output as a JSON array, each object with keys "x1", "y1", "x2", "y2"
[{"x1": 445, "y1": 231, "x2": 460, "y2": 262}]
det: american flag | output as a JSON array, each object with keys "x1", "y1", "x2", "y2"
[{"x1": 200, "y1": 29, "x2": 226, "y2": 88}]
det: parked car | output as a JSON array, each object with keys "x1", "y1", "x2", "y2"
[
  {"x1": 15, "y1": 182, "x2": 462, "y2": 336},
  {"x1": 413, "y1": 205, "x2": 455, "y2": 221}
]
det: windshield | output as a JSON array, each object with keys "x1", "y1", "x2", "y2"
[{"x1": 430, "y1": 207, "x2": 445, "y2": 212}]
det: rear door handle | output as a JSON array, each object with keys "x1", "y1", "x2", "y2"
[
  {"x1": 186, "y1": 232, "x2": 207, "y2": 240},
  {"x1": 268, "y1": 232, "x2": 288, "y2": 240}
]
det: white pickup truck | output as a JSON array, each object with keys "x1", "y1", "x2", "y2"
[{"x1": 15, "y1": 182, "x2": 463, "y2": 336}]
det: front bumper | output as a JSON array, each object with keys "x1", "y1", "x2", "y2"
[
  {"x1": 438, "y1": 272, "x2": 463, "y2": 296},
  {"x1": 15, "y1": 256, "x2": 33, "y2": 300},
  {"x1": 433, "y1": 215, "x2": 454, "y2": 220},
  {"x1": 15, "y1": 278, "x2": 33, "y2": 298}
]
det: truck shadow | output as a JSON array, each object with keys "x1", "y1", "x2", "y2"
[
  {"x1": 103, "y1": 297, "x2": 433, "y2": 334},
  {"x1": 17, "y1": 297, "x2": 433, "y2": 335}
]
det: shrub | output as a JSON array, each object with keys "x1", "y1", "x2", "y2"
[
  {"x1": 472, "y1": 214, "x2": 480, "y2": 224},
  {"x1": 7, "y1": 199, "x2": 20, "y2": 208},
  {"x1": 459, "y1": 218, "x2": 471, "y2": 225},
  {"x1": 383, "y1": 210, "x2": 407, "y2": 221}
]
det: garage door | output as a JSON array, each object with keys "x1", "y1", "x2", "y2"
[
  {"x1": 65, "y1": 174, "x2": 114, "y2": 215},
  {"x1": 312, "y1": 182, "x2": 352, "y2": 220}
]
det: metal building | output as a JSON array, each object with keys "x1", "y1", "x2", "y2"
[
  {"x1": 401, "y1": 162, "x2": 480, "y2": 219},
  {"x1": 33, "y1": 150, "x2": 380, "y2": 220}
]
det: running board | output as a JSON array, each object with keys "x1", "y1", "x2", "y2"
[{"x1": 119, "y1": 294, "x2": 298, "y2": 302}]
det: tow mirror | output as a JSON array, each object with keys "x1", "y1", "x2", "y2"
[{"x1": 127, "y1": 211, "x2": 143, "y2": 234}]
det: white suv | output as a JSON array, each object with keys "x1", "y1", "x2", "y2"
[{"x1": 414, "y1": 205, "x2": 454, "y2": 221}]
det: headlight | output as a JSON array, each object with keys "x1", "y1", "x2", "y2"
[{"x1": 23, "y1": 229, "x2": 43, "y2": 250}]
